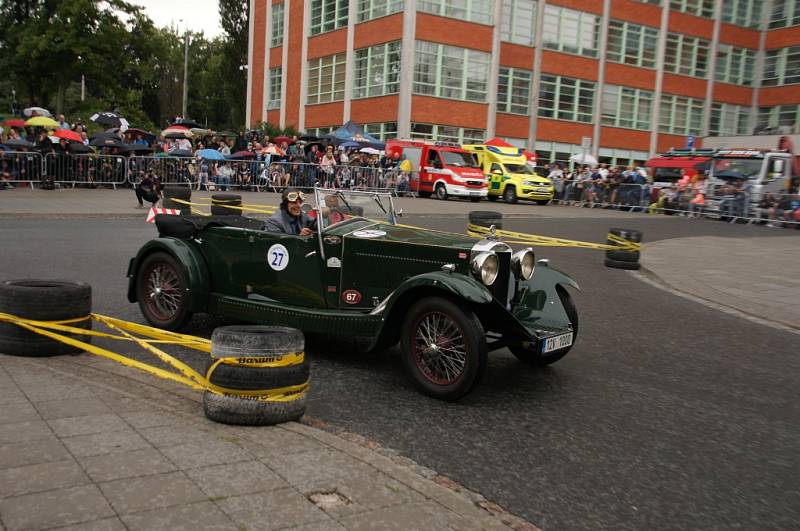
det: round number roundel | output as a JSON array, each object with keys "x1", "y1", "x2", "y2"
[
  {"x1": 341, "y1": 289, "x2": 362, "y2": 305},
  {"x1": 267, "y1": 244, "x2": 289, "y2": 271}
]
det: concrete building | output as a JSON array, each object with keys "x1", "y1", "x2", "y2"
[{"x1": 245, "y1": 0, "x2": 800, "y2": 167}]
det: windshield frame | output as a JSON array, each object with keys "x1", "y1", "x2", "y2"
[
  {"x1": 440, "y1": 150, "x2": 479, "y2": 168},
  {"x1": 711, "y1": 157, "x2": 764, "y2": 180},
  {"x1": 312, "y1": 188, "x2": 397, "y2": 231},
  {"x1": 503, "y1": 163, "x2": 534, "y2": 175}
]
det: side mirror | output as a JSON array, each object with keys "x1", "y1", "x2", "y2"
[{"x1": 773, "y1": 159, "x2": 785, "y2": 174}]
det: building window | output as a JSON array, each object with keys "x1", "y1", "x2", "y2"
[
  {"x1": 271, "y1": 3, "x2": 284, "y2": 47},
  {"x1": 542, "y1": 5, "x2": 600, "y2": 58},
  {"x1": 410, "y1": 123, "x2": 486, "y2": 143},
  {"x1": 418, "y1": 0, "x2": 494, "y2": 25},
  {"x1": 307, "y1": 53, "x2": 347, "y2": 104},
  {"x1": 769, "y1": 0, "x2": 800, "y2": 29},
  {"x1": 606, "y1": 20, "x2": 659, "y2": 68},
  {"x1": 669, "y1": 0, "x2": 714, "y2": 18},
  {"x1": 722, "y1": 0, "x2": 763, "y2": 28},
  {"x1": 310, "y1": 0, "x2": 349, "y2": 35},
  {"x1": 756, "y1": 105, "x2": 800, "y2": 133},
  {"x1": 659, "y1": 94, "x2": 704, "y2": 135},
  {"x1": 501, "y1": 0, "x2": 536, "y2": 46},
  {"x1": 709, "y1": 103, "x2": 751, "y2": 136},
  {"x1": 597, "y1": 147, "x2": 650, "y2": 168},
  {"x1": 363, "y1": 122, "x2": 398, "y2": 140},
  {"x1": 353, "y1": 41, "x2": 401, "y2": 99},
  {"x1": 534, "y1": 141, "x2": 583, "y2": 168},
  {"x1": 267, "y1": 67, "x2": 282, "y2": 110},
  {"x1": 413, "y1": 41, "x2": 490, "y2": 102},
  {"x1": 762, "y1": 46, "x2": 800, "y2": 86},
  {"x1": 664, "y1": 33, "x2": 710, "y2": 78},
  {"x1": 497, "y1": 67, "x2": 532, "y2": 115},
  {"x1": 601, "y1": 85, "x2": 653, "y2": 130},
  {"x1": 538, "y1": 74, "x2": 595, "y2": 123},
  {"x1": 305, "y1": 126, "x2": 336, "y2": 136},
  {"x1": 715, "y1": 45, "x2": 756, "y2": 86},
  {"x1": 357, "y1": 0, "x2": 404, "y2": 22}
]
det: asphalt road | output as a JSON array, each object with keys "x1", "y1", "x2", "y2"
[{"x1": 1, "y1": 209, "x2": 798, "y2": 530}]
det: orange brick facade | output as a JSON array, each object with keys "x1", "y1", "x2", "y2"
[{"x1": 247, "y1": 0, "x2": 800, "y2": 163}]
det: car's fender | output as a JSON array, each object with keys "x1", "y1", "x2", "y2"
[
  {"x1": 126, "y1": 238, "x2": 210, "y2": 312},
  {"x1": 369, "y1": 270, "x2": 493, "y2": 351}
]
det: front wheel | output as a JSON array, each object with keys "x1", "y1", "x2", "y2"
[
  {"x1": 503, "y1": 185, "x2": 518, "y2": 204},
  {"x1": 136, "y1": 252, "x2": 192, "y2": 330},
  {"x1": 470, "y1": 196, "x2": 481, "y2": 203},
  {"x1": 435, "y1": 184, "x2": 448, "y2": 201},
  {"x1": 401, "y1": 297, "x2": 487, "y2": 401},
  {"x1": 511, "y1": 288, "x2": 577, "y2": 366},
  {"x1": 536, "y1": 199, "x2": 551, "y2": 206}
]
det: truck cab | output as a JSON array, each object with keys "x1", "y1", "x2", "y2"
[
  {"x1": 704, "y1": 149, "x2": 793, "y2": 217},
  {"x1": 385, "y1": 139, "x2": 487, "y2": 201},
  {"x1": 463, "y1": 144, "x2": 554, "y2": 204}
]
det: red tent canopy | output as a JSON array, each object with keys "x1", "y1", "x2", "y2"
[{"x1": 484, "y1": 137, "x2": 537, "y2": 164}]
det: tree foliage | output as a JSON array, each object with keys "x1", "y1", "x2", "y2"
[{"x1": 0, "y1": 0, "x2": 251, "y2": 131}]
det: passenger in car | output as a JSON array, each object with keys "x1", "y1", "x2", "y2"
[{"x1": 264, "y1": 188, "x2": 317, "y2": 236}]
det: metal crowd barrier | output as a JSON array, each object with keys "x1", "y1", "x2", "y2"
[
  {"x1": 45, "y1": 153, "x2": 128, "y2": 188},
  {"x1": 554, "y1": 181, "x2": 648, "y2": 210},
  {"x1": 247, "y1": 161, "x2": 408, "y2": 195},
  {"x1": 0, "y1": 151, "x2": 43, "y2": 188}
]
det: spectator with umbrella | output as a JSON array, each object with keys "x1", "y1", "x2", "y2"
[{"x1": 90, "y1": 112, "x2": 129, "y2": 132}]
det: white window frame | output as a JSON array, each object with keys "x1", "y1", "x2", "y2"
[
  {"x1": 353, "y1": 41, "x2": 402, "y2": 99},
  {"x1": 709, "y1": 102, "x2": 751, "y2": 136},
  {"x1": 363, "y1": 121, "x2": 398, "y2": 140},
  {"x1": 417, "y1": 0, "x2": 494, "y2": 25},
  {"x1": 310, "y1": 0, "x2": 349, "y2": 35},
  {"x1": 769, "y1": 0, "x2": 800, "y2": 29},
  {"x1": 497, "y1": 66, "x2": 532, "y2": 115},
  {"x1": 664, "y1": 32, "x2": 710, "y2": 78},
  {"x1": 601, "y1": 85, "x2": 654, "y2": 130},
  {"x1": 669, "y1": 0, "x2": 714, "y2": 18},
  {"x1": 410, "y1": 123, "x2": 486, "y2": 143},
  {"x1": 721, "y1": 0, "x2": 763, "y2": 28},
  {"x1": 307, "y1": 53, "x2": 347, "y2": 104},
  {"x1": 357, "y1": 0, "x2": 405, "y2": 22},
  {"x1": 606, "y1": 19, "x2": 659, "y2": 69},
  {"x1": 538, "y1": 74, "x2": 596, "y2": 123},
  {"x1": 542, "y1": 5, "x2": 600, "y2": 58},
  {"x1": 413, "y1": 40, "x2": 491, "y2": 102},
  {"x1": 762, "y1": 46, "x2": 800, "y2": 86},
  {"x1": 267, "y1": 66, "x2": 282, "y2": 110},
  {"x1": 501, "y1": 0, "x2": 537, "y2": 46},
  {"x1": 271, "y1": 3, "x2": 285, "y2": 47},
  {"x1": 658, "y1": 94, "x2": 705, "y2": 135},
  {"x1": 715, "y1": 45, "x2": 756, "y2": 86}
]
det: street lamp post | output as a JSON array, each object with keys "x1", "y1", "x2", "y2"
[{"x1": 182, "y1": 30, "x2": 190, "y2": 118}]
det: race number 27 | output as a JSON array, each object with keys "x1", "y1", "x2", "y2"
[{"x1": 267, "y1": 244, "x2": 289, "y2": 271}]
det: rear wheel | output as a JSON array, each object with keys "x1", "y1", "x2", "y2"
[
  {"x1": 511, "y1": 288, "x2": 577, "y2": 366},
  {"x1": 503, "y1": 185, "x2": 518, "y2": 204},
  {"x1": 401, "y1": 297, "x2": 487, "y2": 401},
  {"x1": 136, "y1": 252, "x2": 192, "y2": 330}
]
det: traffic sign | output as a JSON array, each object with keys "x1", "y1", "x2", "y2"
[{"x1": 687, "y1": 135, "x2": 695, "y2": 149}]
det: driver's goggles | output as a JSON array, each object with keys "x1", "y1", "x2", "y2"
[{"x1": 285, "y1": 191, "x2": 305, "y2": 202}]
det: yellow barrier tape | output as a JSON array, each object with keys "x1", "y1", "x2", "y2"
[
  {"x1": 205, "y1": 352, "x2": 305, "y2": 383},
  {"x1": 168, "y1": 197, "x2": 277, "y2": 215},
  {"x1": 0, "y1": 312, "x2": 307, "y2": 402},
  {"x1": 466, "y1": 223, "x2": 640, "y2": 251}
]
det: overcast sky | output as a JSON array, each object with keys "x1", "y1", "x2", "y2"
[{"x1": 131, "y1": 0, "x2": 223, "y2": 37}]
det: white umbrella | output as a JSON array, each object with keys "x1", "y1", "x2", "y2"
[
  {"x1": 569, "y1": 153, "x2": 598, "y2": 166},
  {"x1": 359, "y1": 147, "x2": 380, "y2": 155},
  {"x1": 23, "y1": 106, "x2": 52, "y2": 118}
]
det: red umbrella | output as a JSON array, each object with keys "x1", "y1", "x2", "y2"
[
  {"x1": 273, "y1": 135, "x2": 293, "y2": 145},
  {"x1": 3, "y1": 119, "x2": 26, "y2": 128},
  {"x1": 53, "y1": 129, "x2": 83, "y2": 142},
  {"x1": 231, "y1": 150, "x2": 256, "y2": 159}
]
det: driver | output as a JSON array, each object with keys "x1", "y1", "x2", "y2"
[{"x1": 264, "y1": 188, "x2": 317, "y2": 236}]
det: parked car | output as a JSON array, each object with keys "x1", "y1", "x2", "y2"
[{"x1": 127, "y1": 189, "x2": 579, "y2": 400}]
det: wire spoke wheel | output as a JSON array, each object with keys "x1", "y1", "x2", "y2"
[
  {"x1": 412, "y1": 310, "x2": 468, "y2": 385},
  {"x1": 136, "y1": 252, "x2": 191, "y2": 330},
  {"x1": 402, "y1": 297, "x2": 487, "y2": 401},
  {"x1": 145, "y1": 264, "x2": 182, "y2": 320}
]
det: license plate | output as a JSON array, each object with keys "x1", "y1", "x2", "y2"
[
  {"x1": 470, "y1": 191, "x2": 480, "y2": 196},
  {"x1": 541, "y1": 332, "x2": 573, "y2": 353}
]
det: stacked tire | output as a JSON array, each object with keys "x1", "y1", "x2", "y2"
[
  {"x1": 604, "y1": 228, "x2": 642, "y2": 270},
  {"x1": 203, "y1": 326, "x2": 308, "y2": 426},
  {"x1": 0, "y1": 280, "x2": 92, "y2": 357},
  {"x1": 468, "y1": 211, "x2": 503, "y2": 231},
  {"x1": 163, "y1": 185, "x2": 192, "y2": 214},
  {"x1": 210, "y1": 194, "x2": 242, "y2": 216}
]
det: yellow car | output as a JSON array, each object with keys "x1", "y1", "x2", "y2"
[{"x1": 463, "y1": 144, "x2": 555, "y2": 204}]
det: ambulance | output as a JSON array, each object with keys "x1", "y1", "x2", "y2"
[
  {"x1": 385, "y1": 139, "x2": 487, "y2": 201},
  {"x1": 462, "y1": 144, "x2": 554, "y2": 204}
]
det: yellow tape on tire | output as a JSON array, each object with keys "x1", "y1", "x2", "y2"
[
  {"x1": 0, "y1": 312, "x2": 307, "y2": 402},
  {"x1": 466, "y1": 223, "x2": 641, "y2": 251}
]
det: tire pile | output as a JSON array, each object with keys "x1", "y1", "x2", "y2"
[
  {"x1": 604, "y1": 228, "x2": 642, "y2": 270},
  {"x1": 203, "y1": 326, "x2": 309, "y2": 425}
]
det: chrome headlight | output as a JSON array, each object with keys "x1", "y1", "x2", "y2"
[
  {"x1": 471, "y1": 252, "x2": 499, "y2": 286},
  {"x1": 512, "y1": 248, "x2": 536, "y2": 280}
]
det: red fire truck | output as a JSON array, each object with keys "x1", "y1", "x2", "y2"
[{"x1": 385, "y1": 139, "x2": 487, "y2": 201}]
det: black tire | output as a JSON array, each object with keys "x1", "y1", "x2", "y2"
[
  {"x1": 468, "y1": 211, "x2": 503, "y2": 230},
  {"x1": 205, "y1": 357, "x2": 309, "y2": 391},
  {"x1": 135, "y1": 252, "x2": 192, "y2": 330},
  {"x1": 211, "y1": 325, "x2": 304, "y2": 357},
  {"x1": 487, "y1": 194, "x2": 498, "y2": 202},
  {"x1": 435, "y1": 183, "x2": 448, "y2": 201},
  {"x1": 211, "y1": 194, "x2": 242, "y2": 215},
  {"x1": 536, "y1": 200, "x2": 550, "y2": 206},
  {"x1": 0, "y1": 280, "x2": 92, "y2": 357},
  {"x1": 418, "y1": 191, "x2": 432, "y2": 198},
  {"x1": 503, "y1": 185, "x2": 518, "y2": 204},
  {"x1": 604, "y1": 257, "x2": 641, "y2": 270},
  {"x1": 609, "y1": 227, "x2": 642, "y2": 243},
  {"x1": 203, "y1": 391, "x2": 307, "y2": 426},
  {"x1": 511, "y1": 288, "x2": 577, "y2": 366},
  {"x1": 606, "y1": 250, "x2": 640, "y2": 262},
  {"x1": 400, "y1": 297, "x2": 487, "y2": 401},
  {"x1": 163, "y1": 185, "x2": 192, "y2": 214},
  {"x1": 470, "y1": 196, "x2": 481, "y2": 202}
]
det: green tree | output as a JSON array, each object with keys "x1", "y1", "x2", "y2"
[{"x1": 217, "y1": 0, "x2": 248, "y2": 128}]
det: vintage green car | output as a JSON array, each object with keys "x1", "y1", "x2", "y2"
[{"x1": 127, "y1": 189, "x2": 579, "y2": 400}]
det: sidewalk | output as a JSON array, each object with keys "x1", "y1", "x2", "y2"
[{"x1": 0, "y1": 354, "x2": 526, "y2": 531}]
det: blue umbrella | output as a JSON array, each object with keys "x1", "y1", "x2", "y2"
[
  {"x1": 340, "y1": 141, "x2": 360, "y2": 149},
  {"x1": 198, "y1": 148, "x2": 226, "y2": 161}
]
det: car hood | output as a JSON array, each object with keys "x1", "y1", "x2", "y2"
[{"x1": 342, "y1": 221, "x2": 477, "y2": 250}]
